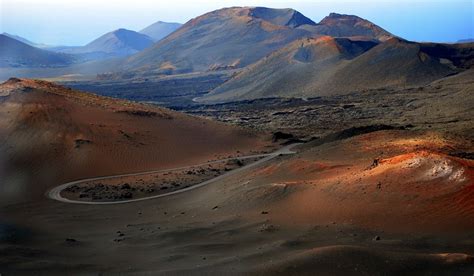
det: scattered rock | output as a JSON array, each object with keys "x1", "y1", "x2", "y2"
[
  {"x1": 272, "y1": 131, "x2": 294, "y2": 142},
  {"x1": 259, "y1": 224, "x2": 278, "y2": 233},
  {"x1": 227, "y1": 159, "x2": 244, "y2": 167},
  {"x1": 121, "y1": 183, "x2": 131, "y2": 190},
  {"x1": 117, "y1": 110, "x2": 157, "y2": 117},
  {"x1": 74, "y1": 139, "x2": 92, "y2": 149},
  {"x1": 368, "y1": 158, "x2": 380, "y2": 169}
]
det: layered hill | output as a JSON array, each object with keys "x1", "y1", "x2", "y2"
[
  {"x1": 123, "y1": 7, "x2": 318, "y2": 74},
  {"x1": 58, "y1": 29, "x2": 154, "y2": 58},
  {"x1": 139, "y1": 21, "x2": 182, "y2": 42},
  {"x1": 0, "y1": 78, "x2": 269, "y2": 201},
  {"x1": 200, "y1": 38, "x2": 472, "y2": 103},
  {"x1": 0, "y1": 34, "x2": 75, "y2": 68}
]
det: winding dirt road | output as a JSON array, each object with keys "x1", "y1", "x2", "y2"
[{"x1": 47, "y1": 143, "x2": 301, "y2": 205}]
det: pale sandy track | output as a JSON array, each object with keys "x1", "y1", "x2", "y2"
[{"x1": 47, "y1": 143, "x2": 301, "y2": 205}]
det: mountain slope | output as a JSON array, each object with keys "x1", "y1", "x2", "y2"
[
  {"x1": 139, "y1": 21, "x2": 182, "y2": 42},
  {"x1": 0, "y1": 34, "x2": 75, "y2": 68},
  {"x1": 60, "y1": 29, "x2": 154, "y2": 58},
  {"x1": 0, "y1": 78, "x2": 268, "y2": 201},
  {"x1": 325, "y1": 38, "x2": 463, "y2": 91},
  {"x1": 199, "y1": 36, "x2": 377, "y2": 102},
  {"x1": 200, "y1": 38, "x2": 467, "y2": 103},
  {"x1": 124, "y1": 7, "x2": 317, "y2": 74},
  {"x1": 301, "y1": 13, "x2": 393, "y2": 41},
  {"x1": 1, "y1": 32, "x2": 50, "y2": 48}
]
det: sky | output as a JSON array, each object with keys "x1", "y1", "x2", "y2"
[{"x1": 0, "y1": 0, "x2": 472, "y2": 45}]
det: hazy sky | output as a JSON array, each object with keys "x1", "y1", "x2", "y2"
[{"x1": 1, "y1": 0, "x2": 472, "y2": 45}]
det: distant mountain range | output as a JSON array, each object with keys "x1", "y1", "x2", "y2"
[
  {"x1": 139, "y1": 21, "x2": 182, "y2": 42},
  {"x1": 1, "y1": 6, "x2": 472, "y2": 102},
  {"x1": 0, "y1": 34, "x2": 75, "y2": 68},
  {"x1": 2, "y1": 21, "x2": 181, "y2": 62}
]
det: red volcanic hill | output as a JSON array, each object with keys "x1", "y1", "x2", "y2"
[
  {"x1": 124, "y1": 7, "x2": 317, "y2": 74},
  {"x1": 213, "y1": 129, "x2": 474, "y2": 232},
  {"x1": 0, "y1": 78, "x2": 269, "y2": 201}
]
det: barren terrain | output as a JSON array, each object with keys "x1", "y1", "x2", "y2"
[
  {"x1": 0, "y1": 75, "x2": 473, "y2": 274},
  {"x1": 0, "y1": 6, "x2": 473, "y2": 275}
]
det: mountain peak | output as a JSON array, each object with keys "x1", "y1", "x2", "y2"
[
  {"x1": 326, "y1": 13, "x2": 359, "y2": 19},
  {"x1": 311, "y1": 12, "x2": 393, "y2": 41},
  {"x1": 80, "y1": 28, "x2": 154, "y2": 56},
  {"x1": 248, "y1": 7, "x2": 316, "y2": 28},
  {"x1": 114, "y1": 28, "x2": 129, "y2": 33},
  {"x1": 320, "y1": 13, "x2": 372, "y2": 25},
  {"x1": 139, "y1": 21, "x2": 182, "y2": 42},
  {"x1": 193, "y1": 7, "x2": 315, "y2": 29}
]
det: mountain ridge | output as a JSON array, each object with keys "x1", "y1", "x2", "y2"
[{"x1": 121, "y1": 7, "x2": 391, "y2": 77}]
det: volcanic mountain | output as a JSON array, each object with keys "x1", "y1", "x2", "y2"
[
  {"x1": 0, "y1": 34, "x2": 75, "y2": 68},
  {"x1": 124, "y1": 7, "x2": 318, "y2": 74},
  {"x1": 58, "y1": 29, "x2": 154, "y2": 58},
  {"x1": 199, "y1": 37, "x2": 472, "y2": 103},
  {"x1": 0, "y1": 78, "x2": 269, "y2": 202},
  {"x1": 139, "y1": 21, "x2": 182, "y2": 42}
]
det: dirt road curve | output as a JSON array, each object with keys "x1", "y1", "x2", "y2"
[{"x1": 47, "y1": 143, "x2": 301, "y2": 205}]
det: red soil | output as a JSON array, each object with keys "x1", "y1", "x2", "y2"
[{"x1": 246, "y1": 130, "x2": 474, "y2": 233}]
